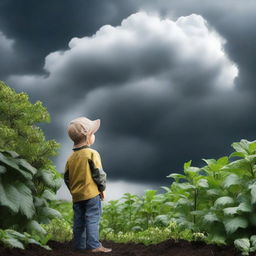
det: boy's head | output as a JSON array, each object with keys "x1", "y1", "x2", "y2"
[{"x1": 67, "y1": 117, "x2": 100, "y2": 147}]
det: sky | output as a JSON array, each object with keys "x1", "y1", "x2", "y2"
[{"x1": 1, "y1": 0, "x2": 256, "y2": 201}]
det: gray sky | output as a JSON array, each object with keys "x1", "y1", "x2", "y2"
[{"x1": 1, "y1": 0, "x2": 256, "y2": 199}]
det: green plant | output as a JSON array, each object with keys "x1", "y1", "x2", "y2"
[
  {"x1": 0, "y1": 150, "x2": 62, "y2": 249},
  {"x1": 42, "y1": 218, "x2": 72, "y2": 242},
  {"x1": 99, "y1": 139, "x2": 256, "y2": 255}
]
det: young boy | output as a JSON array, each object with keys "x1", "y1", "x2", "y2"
[{"x1": 64, "y1": 116, "x2": 112, "y2": 253}]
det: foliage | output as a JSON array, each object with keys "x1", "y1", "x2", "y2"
[
  {"x1": 100, "y1": 139, "x2": 256, "y2": 254},
  {"x1": 101, "y1": 222, "x2": 206, "y2": 245},
  {"x1": 0, "y1": 81, "x2": 60, "y2": 184},
  {"x1": 49, "y1": 200, "x2": 73, "y2": 224},
  {"x1": 0, "y1": 229, "x2": 51, "y2": 250},
  {"x1": 0, "y1": 150, "x2": 62, "y2": 249},
  {"x1": 42, "y1": 218, "x2": 72, "y2": 243}
]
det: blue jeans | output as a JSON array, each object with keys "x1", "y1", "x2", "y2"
[{"x1": 72, "y1": 194, "x2": 102, "y2": 250}]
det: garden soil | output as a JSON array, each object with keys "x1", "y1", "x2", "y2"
[{"x1": 0, "y1": 239, "x2": 243, "y2": 256}]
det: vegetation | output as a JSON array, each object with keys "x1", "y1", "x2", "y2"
[
  {"x1": 0, "y1": 82, "x2": 62, "y2": 249},
  {"x1": 0, "y1": 81, "x2": 60, "y2": 175},
  {"x1": 98, "y1": 139, "x2": 256, "y2": 255}
]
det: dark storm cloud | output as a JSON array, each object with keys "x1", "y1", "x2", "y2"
[
  {"x1": 2, "y1": 1, "x2": 256, "y2": 186},
  {"x1": 0, "y1": 0, "x2": 137, "y2": 77}
]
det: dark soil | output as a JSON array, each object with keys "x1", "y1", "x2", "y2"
[{"x1": 0, "y1": 239, "x2": 243, "y2": 256}]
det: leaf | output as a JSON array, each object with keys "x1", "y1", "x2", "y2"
[
  {"x1": 160, "y1": 186, "x2": 170, "y2": 192},
  {"x1": 232, "y1": 140, "x2": 250, "y2": 154},
  {"x1": 1, "y1": 151, "x2": 20, "y2": 158},
  {"x1": 221, "y1": 159, "x2": 252, "y2": 175},
  {"x1": 184, "y1": 160, "x2": 192, "y2": 170},
  {"x1": 0, "y1": 153, "x2": 21, "y2": 172},
  {"x1": 224, "y1": 217, "x2": 248, "y2": 234},
  {"x1": 207, "y1": 232, "x2": 226, "y2": 245},
  {"x1": 40, "y1": 170, "x2": 56, "y2": 188},
  {"x1": 2, "y1": 237, "x2": 25, "y2": 249},
  {"x1": 0, "y1": 165, "x2": 7, "y2": 174},
  {"x1": 250, "y1": 235, "x2": 256, "y2": 248},
  {"x1": 154, "y1": 215, "x2": 170, "y2": 226},
  {"x1": 207, "y1": 189, "x2": 221, "y2": 197},
  {"x1": 40, "y1": 207, "x2": 62, "y2": 219},
  {"x1": 223, "y1": 174, "x2": 242, "y2": 189},
  {"x1": 15, "y1": 183, "x2": 35, "y2": 219},
  {"x1": 42, "y1": 189, "x2": 56, "y2": 201},
  {"x1": 223, "y1": 202, "x2": 251, "y2": 216},
  {"x1": 214, "y1": 196, "x2": 234, "y2": 207},
  {"x1": 238, "y1": 202, "x2": 252, "y2": 213},
  {"x1": 203, "y1": 212, "x2": 219, "y2": 223},
  {"x1": 174, "y1": 182, "x2": 195, "y2": 191},
  {"x1": 197, "y1": 179, "x2": 209, "y2": 188},
  {"x1": 234, "y1": 238, "x2": 250, "y2": 255},
  {"x1": 217, "y1": 156, "x2": 229, "y2": 165},
  {"x1": 15, "y1": 158, "x2": 37, "y2": 175},
  {"x1": 166, "y1": 173, "x2": 187, "y2": 182},
  {"x1": 250, "y1": 182, "x2": 256, "y2": 204},
  {"x1": 202, "y1": 158, "x2": 217, "y2": 165},
  {"x1": 229, "y1": 152, "x2": 246, "y2": 159},
  {"x1": 26, "y1": 220, "x2": 46, "y2": 235},
  {"x1": 223, "y1": 206, "x2": 239, "y2": 216},
  {"x1": 0, "y1": 179, "x2": 19, "y2": 213},
  {"x1": 249, "y1": 141, "x2": 256, "y2": 154}
]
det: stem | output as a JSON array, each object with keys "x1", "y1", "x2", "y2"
[{"x1": 193, "y1": 188, "x2": 198, "y2": 224}]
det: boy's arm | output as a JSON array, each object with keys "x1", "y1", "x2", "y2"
[
  {"x1": 64, "y1": 162, "x2": 70, "y2": 191},
  {"x1": 88, "y1": 151, "x2": 107, "y2": 192}
]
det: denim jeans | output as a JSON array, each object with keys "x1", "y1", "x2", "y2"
[{"x1": 72, "y1": 194, "x2": 102, "y2": 250}]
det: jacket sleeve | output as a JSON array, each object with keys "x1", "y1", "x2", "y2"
[
  {"x1": 88, "y1": 151, "x2": 107, "y2": 192},
  {"x1": 64, "y1": 162, "x2": 70, "y2": 191}
]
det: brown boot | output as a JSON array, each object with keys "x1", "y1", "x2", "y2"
[{"x1": 90, "y1": 246, "x2": 112, "y2": 253}]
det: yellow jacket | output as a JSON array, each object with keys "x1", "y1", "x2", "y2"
[{"x1": 64, "y1": 145, "x2": 107, "y2": 202}]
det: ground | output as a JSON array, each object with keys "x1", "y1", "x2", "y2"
[{"x1": 0, "y1": 239, "x2": 243, "y2": 256}]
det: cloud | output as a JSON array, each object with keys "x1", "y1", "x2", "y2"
[
  {"x1": 0, "y1": 31, "x2": 20, "y2": 78},
  {"x1": 7, "y1": 12, "x2": 244, "y2": 183}
]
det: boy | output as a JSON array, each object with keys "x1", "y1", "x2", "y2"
[{"x1": 64, "y1": 116, "x2": 112, "y2": 253}]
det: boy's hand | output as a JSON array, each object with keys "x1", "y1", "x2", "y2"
[{"x1": 99, "y1": 191, "x2": 105, "y2": 200}]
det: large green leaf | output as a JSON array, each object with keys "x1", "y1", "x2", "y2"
[
  {"x1": 40, "y1": 207, "x2": 62, "y2": 219},
  {"x1": 0, "y1": 178, "x2": 35, "y2": 218},
  {"x1": 203, "y1": 212, "x2": 219, "y2": 223},
  {"x1": 221, "y1": 159, "x2": 252, "y2": 176},
  {"x1": 14, "y1": 158, "x2": 37, "y2": 175},
  {"x1": 223, "y1": 174, "x2": 242, "y2": 189},
  {"x1": 224, "y1": 217, "x2": 248, "y2": 234},
  {"x1": 0, "y1": 153, "x2": 21, "y2": 172},
  {"x1": 39, "y1": 170, "x2": 56, "y2": 188},
  {"x1": 223, "y1": 202, "x2": 251, "y2": 216},
  {"x1": 214, "y1": 196, "x2": 234, "y2": 207},
  {"x1": 15, "y1": 183, "x2": 35, "y2": 219},
  {"x1": 1, "y1": 237, "x2": 25, "y2": 249},
  {"x1": 0, "y1": 179, "x2": 19, "y2": 213},
  {"x1": 223, "y1": 206, "x2": 239, "y2": 216}
]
